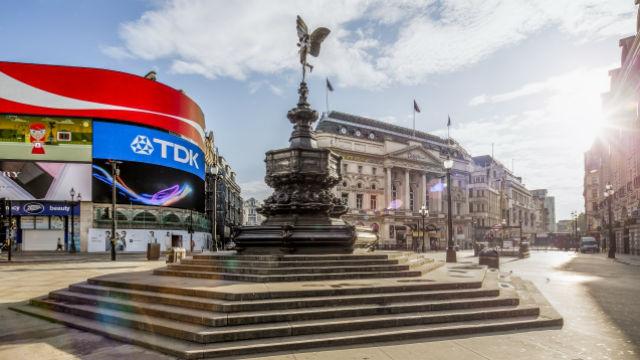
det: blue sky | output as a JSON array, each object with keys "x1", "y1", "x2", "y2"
[{"x1": 0, "y1": 0, "x2": 636, "y2": 220}]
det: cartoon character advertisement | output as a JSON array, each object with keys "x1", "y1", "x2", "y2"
[{"x1": 0, "y1": 114, "x2": 92, "y2": 162}]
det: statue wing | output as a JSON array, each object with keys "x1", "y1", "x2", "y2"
[
  {"x1": 296, "y1": 15, "x2": 308, "y2": 39},
  {"x1": 309, "y1": 27, "x2": 330, "y2": 57}
]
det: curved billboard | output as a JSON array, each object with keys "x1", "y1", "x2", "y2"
[{"x1": 0, "y1": 61, "x2": 205, "y2": 148}]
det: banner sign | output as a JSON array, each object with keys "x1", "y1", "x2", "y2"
[
  {"x1": 0, "y1": 161, "x2": 92, "y2": 201},
  {"x1": 92, "y1": 159, "x2": 205, "y2": 211},
  {"x1": 93, "y1": 121, "x2": 204, "y2": 180},
  {"x1": 0, "y1": 115, "x2": 92, "y2": 162},
  {"x1": 9, "y1": 200, "x2": 80, "y2": 216},
  {"x1": 87, "y1": 228, "x2": 210, "y2": 253}
]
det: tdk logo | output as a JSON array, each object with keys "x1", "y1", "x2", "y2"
[
  {"x1": 130, "y1": 135, "x2": 200, "y2": 169},
  {"x1": 131, "y1": 135, "x2": 154, "y2": 155}
]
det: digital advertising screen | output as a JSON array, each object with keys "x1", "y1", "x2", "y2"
[
  {"x1": 0, "y1": 161, "x2": 92, "y2": 200},
  {"x1": 92, "y1": 159, "x2": 205, "y2": 211},
  {"x1": 0, "y1": 114, "x2": 92, "y2": 162},
  {"x1": 93, "y1": 120, "x2": 204, "y2": 180}
]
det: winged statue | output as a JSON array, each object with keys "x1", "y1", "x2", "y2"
[{"x1": 296, "y1": 15, "x2": 330, "y2": 82}]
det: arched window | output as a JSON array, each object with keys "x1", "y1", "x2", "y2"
[
  {"x1": 357, "y1": 183, "x2": 362, "y2": 189},
  {"x1": 133, "y1": 211, "x2": 157, "y2": 222},
  {"x1": 162, "y1": 213, "x2": 181, "y2": 224},
  {"x1": 371, "y1": 183, "x2": 376, "y2": 190},
  {"x1": 342, "y1": 181, "x2": 347, "y2": 187}
]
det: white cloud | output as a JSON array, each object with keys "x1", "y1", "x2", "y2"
[
  {"x1": 108, "y1": 0, "x2": 635, "y2": 88},
  {"x1": 99, "y1": 45, "x2": 134, "y2": 60},
  {"x1": 239, "y1": 180, "x2": 271, "y2": 202},
  {"x1": 451, "y1": 66, "x2": 613, "y2": 219}
]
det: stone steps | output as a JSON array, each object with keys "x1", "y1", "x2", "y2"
[
  {"x1": 28, "y1": 296, "x2": 537, "y2": 344},
  {"x1": 85, "y1": 276, "x2": 483, "y2": 301},
  {"x1": 152, "y1": 268, "x2": 424, "y2": 282},
  {"x1": 69, "y1": 282, "x2": 493, "y2": 313},
  {"x1": 179, "y1": 258, "x2": 401, "y2": 268},
  {"x1": 191, "y1": 254, "x2": 391, "y2": 261},
  {"x1": 13, "y1": 302, "x2": 560, "y2": 360},
  {"x1": 47, "y1": 288, "x2": 511, "y2": 326},
  {"x1": 165, "y1": 263, "x2": 412, "y2": 275}
]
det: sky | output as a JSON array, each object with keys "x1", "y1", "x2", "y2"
[{"x1": 0, "y1": 0, "x2": 636, "y2": 221}]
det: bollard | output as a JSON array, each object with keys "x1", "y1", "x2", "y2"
[
  {"x1": 479, "y1": 248, "x2": 499, "y2": 269},
  {"x1": 147, "y1": 243, "x2": 161, "y2": 260},
  {"x1": 519, "y1": 241, "x2": 530, "y2": 259}
]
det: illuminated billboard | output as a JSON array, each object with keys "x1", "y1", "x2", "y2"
[
  {"x1": 0, "y1": 161, "x2": 92, "y2": 200},
  {"x1": 93, "y1": 120, "x2": 204, "y2": 180},
  {"x1": 92, "y1": 159, "x2": 204, "y2": 211},
  {"x1": 0, "y1": 114, "x2": 92, "y2": 162}
]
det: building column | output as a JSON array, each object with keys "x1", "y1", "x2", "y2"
[
  {"x1": 405, "y1": 170, "x2": 411, "y2": 211},
  {"x1": 421, "y1": 173, "x2": 427, "y2": 208},
  {"x1": 385, "y1": 167, "x2": 392, "y2": 209}
]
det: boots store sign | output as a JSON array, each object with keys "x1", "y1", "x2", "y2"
[
  {"x1": 10, "y1": 201, "x2": 79, "y2": 216},
  {"x1": 93, "y1": 121, "x2": 204, "y2": 180}
]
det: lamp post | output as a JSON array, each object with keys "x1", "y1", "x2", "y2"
[
  {"x1": 604, "y1": 183, "x2": 615, "y2": 259},
  {"x1": 501, "y1": 218, "x2": 507, "y2": 248},
  {"x1": 210, "y1": 165, "x2": 219, "y2": 251},
  {"x1": 107, "y1": 160, "x2": 122, "y2": 261},
  {"x1": 69, "y1": 188, "x2": 77, "y2": 253},
  {"x1": 444, "y1": 158, "x2": 456, "y2": 262},
  {"x1": 419, "y1": 205, "x2": 428, "y2": 253}
]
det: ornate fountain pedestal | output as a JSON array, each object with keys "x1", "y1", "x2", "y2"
[{"x1": 235, "y1": 83, "x2": 356, "y2": 254}]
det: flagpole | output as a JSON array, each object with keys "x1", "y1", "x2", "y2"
[
  {"x1": 325, "y1": 81, "x2": 329, "y2": 115},
  {"x1": 413, "y1": 107, "x2": 416, "y2": 138}
]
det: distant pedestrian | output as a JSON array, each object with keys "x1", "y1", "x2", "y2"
[{"x1": 56, "y1": 238, "x2": 64, "y2": 251}]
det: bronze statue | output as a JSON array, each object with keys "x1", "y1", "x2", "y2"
[{"x1": 296, "y1": 15, "x2": 330, "y2": 82}]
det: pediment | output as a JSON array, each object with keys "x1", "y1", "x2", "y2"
[{"x1": 386, "y1": 145, "x2": 441, "y2": 165}]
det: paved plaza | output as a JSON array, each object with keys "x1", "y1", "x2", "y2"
[{"x1": 0, "y1": 251, "x2": 638, "y2": 359}]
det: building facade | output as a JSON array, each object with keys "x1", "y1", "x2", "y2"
[
  {"x1": 243, "y1": 197, "x2": 265, "y2": 226},
  {"x1": 316, "y1": 111, "x2": 473, "y2": 250},
  {"x1": 0, "y1": 62, "x2": 216, "y2": 252},
  {"x1": 584, "y1": 15, "x2": 640, "y2": 255}
]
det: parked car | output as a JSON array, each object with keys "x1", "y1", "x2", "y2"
[{"x1": 579, "y1": 237, "x2": 599, "y2": 253}]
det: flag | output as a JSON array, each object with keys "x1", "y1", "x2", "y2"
[
  {"x1": 326, "y1": 78, "x2": 334, "y2": 92},
  {"x1": 413, "y1": 99, "x2": 421, "y2": 113},
  {"x1": 447, "y1": 115, "x2": 451, "y2": 127}
]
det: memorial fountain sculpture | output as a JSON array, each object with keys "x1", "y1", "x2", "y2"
[{"x1": 234, "y1": 16, "x2": 356, "y2": 254}]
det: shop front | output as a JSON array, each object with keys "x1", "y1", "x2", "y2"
[{"x1": 9, "y1": 200, "x2": 80, "y2": 251}]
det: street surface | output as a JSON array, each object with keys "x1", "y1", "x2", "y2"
[{"x1": 0, "y1": 251, "x2": 639, "y2": 359}]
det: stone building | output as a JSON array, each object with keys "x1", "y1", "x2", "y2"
[
  {"x1": 468, "y1": 156, "x2": 502, "y2": 241},
  {"x1": 584, "y1": 14, "x2": 640, "y2": 255},
  {"x1": 315, "y1": 111, "x2": 473, "y2": 250},
  {"x1": 243, "y1": 197, "x2": 265, "y2": 226},
  {"x1": 530, "y1": 189, "x2": 555, "y2": 235}
]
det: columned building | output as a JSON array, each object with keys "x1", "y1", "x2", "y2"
[
  {"x1": 243, "y1": 197, "x2": 265, "y2": 226},
  {"x1": 316, "y1": 111, "x2": 473, "y2": 249}
]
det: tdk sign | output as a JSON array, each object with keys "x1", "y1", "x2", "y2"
[
  {"x1": 93, "y1": 121, "x2": 204, "y2": 180},
  {"x1": 130, "y1": 135, "x2": 200, "y2": 169}
]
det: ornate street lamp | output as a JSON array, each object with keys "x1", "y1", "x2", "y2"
[
  {"x1": 604, "y1": 183, "x2": 615, "y2": 258},
  {"x1": 210, "y1": 164, "x2": 220, "y2": 251},
  {"x1": 444, "y1": 158, "x2": 456, "y2": 263},
  {"x1": 69, "y1": 188, "x2": 77, "y2": 253},
  {"x1": 419, "y1": 204, "x2": 428, "y2": 253}
]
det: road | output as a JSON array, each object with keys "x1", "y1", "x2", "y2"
[{"x1": 0, "y1": 251, "x2": 639, "y2": 359}]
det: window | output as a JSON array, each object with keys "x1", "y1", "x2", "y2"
[
  {"x1": 371, "y1": 183, "x2": 376, "y2": 190},
  {"x1": 357, "y1": 183, "x2": 362, "y2": 189},
  {"x1": 370, "y1": 195, "x2": 377, "y2": 210},
  {"x1": 341, "y1": 193, "x2": 349, "y2": 205},
  {"x1": 356, "y1": 194, "x2": 363, "y2": 209},
  {"x1": 481, "y1": 203, "x2": 486, "y2": 211},
  {"x1": 343, "y1": 164, "x2": 348, "y2": 173},
  {"x1": 372, "y1": 167, "x2": 377, "y2": 175},
  {"x1": 392, "y1": 184, "x2": 397, "y2": 200},
  {"x1": 409, "y1": 187, "x2": 415, "y2": 211},
  {"x1": 358, "y1": 165, "x2": 363, "y2": 173},
  {"x1": 342, "y1": 181, "x2": 347, "y2": 187},
  {"x1": 469, "y1": 203, "x2": 473, "y2": 212},
  {"x1": 469, "y1": 189, "x2": 473, "y2": 198}
]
